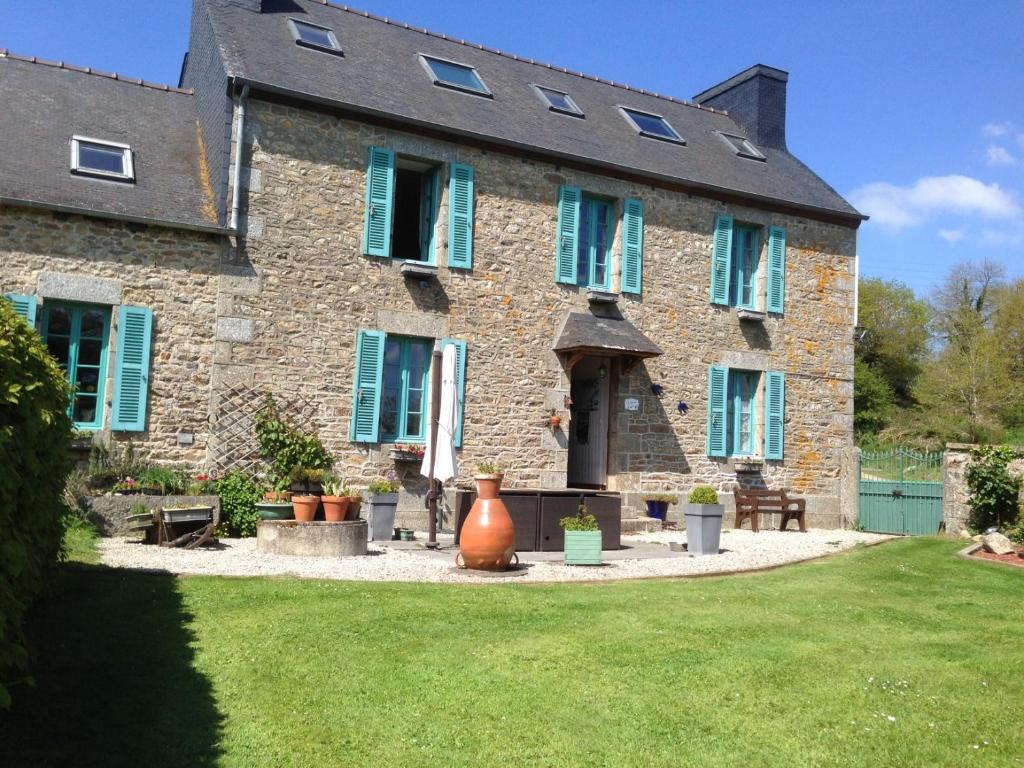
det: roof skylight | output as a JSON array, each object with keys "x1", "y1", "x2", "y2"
[
  {"x1": 70, "y1": 136, "x2": 134, "y2": 181},
  {"x1": 288, "y1": 18, "x2": 342, "y2": 54},
  {"x1": 717, "y1": 131, "x2": 766, "y2": 161},
  {"x1": 620, "y1": 107, "x2": 685, "y2": 144},
  {"x1": 420, "y1": 55, "x2": 491, "y2": 97},
  {"x1": 532, "y1": 85, "x2": 583, "y2": 117}
]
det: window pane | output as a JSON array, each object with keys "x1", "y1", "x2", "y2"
[
  {"x1": 81, "y1": 309, "x2": 106, "y2": 337},
  {"x1": 577, "y1": 199, "x2": 591, "y2": 285},
  {"x1": 424, "y1": 57, "x2": 487, "y2": 92},
  {"x1": 624, "y1": 109, "x2": 680, "y2": 140},
  {"x1": 47, "y1": 336, "x2": 70, "y2": 367},
  {"x1": 538, "y1": 87, "x2": 580, "y2": 114},
  {"x1": 75, "y1": 367, "x2": 100, "y2": 394},
  {"x1": 593, "y1": 201, "x2": 609, "y2": 288},
  {"x1": 294, "y1": 21, "x2": 336, "y2": 49},
  {"x1": 78, "y1": 143, "x2": 125, "y2": 175},
  {"x1": 380, "y1": 340, "x2": 401, "y2": 437},
  {"x1": 78, "y1": 339, "x2": 102, "y2": 366},
  {"x1": 405, "y1": 412, "x2": 422, "y2": 438},
  {"x1": 48, "y1": 307, "x2": 71, "y2": 335},
  {"x1": 73, "y1": 395, "x2": 98, "y2": 425}
]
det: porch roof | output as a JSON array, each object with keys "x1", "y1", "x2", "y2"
[{"x1": 554, "y1": 313, "x2": 663, "y2": 370}]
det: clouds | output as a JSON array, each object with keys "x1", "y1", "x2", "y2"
[
  {"x1": 850, "y1": 175, "x2": 1020, "y2": 228},
  {"x1": 938, "y1": 229, "x2": 964, "y2": 244},
  {"x1": 983, "y1": 122, "x2": 1011, "y2": 138},
  {"x1": 986, "y1": 145, "x2": 1016, "y2": 166}
]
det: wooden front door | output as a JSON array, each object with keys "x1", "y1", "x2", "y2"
[{"x1": 567, "y1": 358, "x2": 609, "y2": 488}]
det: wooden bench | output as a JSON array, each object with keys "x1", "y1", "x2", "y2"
[{"x1": 734, "y1": 489, "x2": 807, "y2": 532}]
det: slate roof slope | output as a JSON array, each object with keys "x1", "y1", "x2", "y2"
[
  {"x1": 0, "y1": 53, "x2": 221, "y2": 232},
  {"x1": 202, "y1": 0, "x2": 861, "y2": 222}
]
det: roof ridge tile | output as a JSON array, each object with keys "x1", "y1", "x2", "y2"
[{"x1": 0, "y1": 49, "x2": 194, "y2": 95}]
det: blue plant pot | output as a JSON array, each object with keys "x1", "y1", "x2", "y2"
[{"x1": 645, "y1": 500, "x2": 669, "y2": 520}]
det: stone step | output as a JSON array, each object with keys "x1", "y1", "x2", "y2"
[{"x1": 620, "y1": 516, "x2": 664, "y2": 533}]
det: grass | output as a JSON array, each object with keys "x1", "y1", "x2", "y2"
[{"x1": 2, "y1": 535, "x2": 1022, "y2": 767}]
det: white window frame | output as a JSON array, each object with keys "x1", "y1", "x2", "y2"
[
  {"x1": 618, "y1": 106, "x2": 685, "y2": 145},
  {"x1": 70, "y1": 136, "x2": 134, "y2": 181},
  {"x1": 287, "y1": 18, "x2": 343, "y2": 55},
  {"x1": 716, "y1": 131, "x2": 766, "y2": 161},
  {"x1": 530, "y1": 84, "x2": 584, "y2": 118},
  {"x1": 418, "y1": 54, "x2": 492, "y2": 97}
]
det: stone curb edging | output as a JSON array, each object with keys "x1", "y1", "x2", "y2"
[{"x1": 958, "y1": 542, "x2": 1024, "y2": 570}]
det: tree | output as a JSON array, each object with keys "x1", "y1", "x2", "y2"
[
  {"x1": 854, "y1": 359, "x2": 895, "y2": 435},
  {"x1": 856, "y1": 277, "x2": 929, "y2": 401}
]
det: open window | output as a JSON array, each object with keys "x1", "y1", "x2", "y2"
[
  {"x1": 71, "y1": 136, "x2": 134, "y2": 181},
  {"x1": 392, "y1": 158, "x2": 440, "y2": 263}
]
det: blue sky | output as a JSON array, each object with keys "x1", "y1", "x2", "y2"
[{"x1": 2, "y1": 0, "x2": 1021, "y2": 296}]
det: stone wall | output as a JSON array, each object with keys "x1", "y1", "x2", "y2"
[
  {"x1": 215, "y1": 99, "x2": 857, "y2": 525},
  {"x1": 943, "y1": 443, "x2": 1024, "y2": 535},
  {"x1": 0, "y1": 207, "x2": 225, "y2": 466},
  {"x1": 85, "y1": 495, "x2": 220, "y2": 536}
]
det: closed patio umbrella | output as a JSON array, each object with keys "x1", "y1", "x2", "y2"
[{"x1": 421, "y1": 343, "x2": 459, "y2": 546}]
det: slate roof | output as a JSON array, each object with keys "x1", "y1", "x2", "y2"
[
  {"x1": 555, "y1": 313, "x2": 663, "y2": 359},
  {"x1": 0, "y1": 52, "x2": 222, "y2": 232},
  {"x1": 201, "y1": 0, "x2": 861, "y2": 222}
]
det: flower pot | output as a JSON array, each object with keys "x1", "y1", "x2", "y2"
[
  {"x1": 292, "y1": 495, "x2": 319, "y2": 522},
  {"x1": 161, "y1": 505, "x2": 213, "y2": 525},
  {"x1": 564, "y1": 529, "x2": 602, "y2": 565},
  {"x1": 645, "y1": 500, "x2": 669, "y2": 520},
  {"x1": 549, "y1": 416, "x2": 562, "y2": 429},
  {"x1": 255, "y1": 501, "x2": 294, "y2": 520},
  {"x1": 290, "y1": 481, "x2": 324, "y2": 496},
  {"x1": 366, "y1": 492, "x2": 399, "y2": 541},
  {"x1": 458, "y1": 474, "x2": 516, "y2": 571},
  {"x1": 399, "y1": 528, "x2": 415, "y2": 541},
  {"x1": 683, "y1": 503, "x2": 724, "y2": 555},
  {"x1": 344, "y1": 496, "x2": 362, "y2": 520},
  {"x1": 322, "y1": 495, "x2": 350, "y2": 522},
  {"x1": 264, "y1": 491, "x2": 292, "y2": 502}
]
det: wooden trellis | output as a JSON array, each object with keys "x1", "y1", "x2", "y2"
[{"x1": 207, "y1": 385, "x2": 322, "y2": 480}]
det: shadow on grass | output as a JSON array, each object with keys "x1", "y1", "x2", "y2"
[{"x1": 0, "y1": 563, "x2": 223, "y2": 768}]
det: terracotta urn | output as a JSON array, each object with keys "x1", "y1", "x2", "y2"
[
  {"x1": 292, "y1": 495, "x2": 319, "y2": 522},
  {"x1": 457, "y1": 474, "x2": 516, "y2": 571},
  {"x1": 322, "y1": 495, "x2": 350, "y2": 522}
]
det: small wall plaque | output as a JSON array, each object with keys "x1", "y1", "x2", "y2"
[
  {"x1": 176, "y1": 431, "x2": 194, "y2": 446},
  {"x1": 624, "y1": 397, "x2": 640, "y2": 412}
]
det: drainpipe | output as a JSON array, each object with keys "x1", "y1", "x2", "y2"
[{"x1": 229, "y1": 83, "x2": 250, "y2": 232}]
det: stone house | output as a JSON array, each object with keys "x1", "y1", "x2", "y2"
[{"x1": 0, "y1": 0, "x2": 863, "y2": 527}]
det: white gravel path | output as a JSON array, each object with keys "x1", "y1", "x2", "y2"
[{"x1": 98, "y1": 528, "x2": 891, "y2": 584}]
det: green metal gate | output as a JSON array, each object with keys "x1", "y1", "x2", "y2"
[{"x1": 858, "y1": 449, "x2": 944, "y2": 535}]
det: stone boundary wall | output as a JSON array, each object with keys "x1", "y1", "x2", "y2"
[
  {"x1": 943, "y1": 443, "x2": 1024, "y2": 535},
  {"x1": 87, "y1": 495, "x2": 220, "y2": 536}
]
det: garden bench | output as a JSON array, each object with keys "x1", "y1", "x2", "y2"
[{"x1": 734, "y1": 489, "x2": 807, "y2": 532}]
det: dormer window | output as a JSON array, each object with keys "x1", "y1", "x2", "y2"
[
  {"x1": 419, "y1": 55, "x2": 491, "y2": 97},
  {"x1": 532, "y1": 85, "x2": 583, "y2": 117},
  {"x1": 717, "y1": 131, "x2": 766, "y2": 161},
  {"x1": 620, "y1": 107, "x2": 685, "y2": 144},
  {"x1": 288, "y1": 18, "x2": 342, "y2": 54},
  {"x1": 70, "y1": 136, "x2": 134, "y2": 181}
]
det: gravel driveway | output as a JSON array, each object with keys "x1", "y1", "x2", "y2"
[{"x1": 98, "y1": 528, "x2": 891, "y2": 584}]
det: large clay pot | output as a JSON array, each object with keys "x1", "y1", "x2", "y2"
[
  {"x1": 292, "y1": 495, "x2": 319, "y2": 522},
  {"x1": 457, "y1": 474, "x2": 516, "y2": 571},
  {"x1": 322, "y1": 496, "x2": 350, "y2": 522},
  {"x1": 344, "y1": 496, "x2": 362, "y2": 520}
]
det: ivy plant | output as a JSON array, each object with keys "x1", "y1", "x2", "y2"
[{"x1": 965, "y1": 445, "x2": 1022, "y2": 531}]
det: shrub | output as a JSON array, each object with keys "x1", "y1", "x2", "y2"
[
  {"x1": 0, "y1": 299, "x2": 74, "y2": 707},
  {"x1": 688, "y1": 485, "x2": 719, "y2": 505},
  {"x1": 367, "y1": 474, "x2": 399, "y2": 495},
  {"x1": 476, "y1": 461, "x2": 503, "y2": 475},
  {"x1": 965, "y1": 446, "x2": 1022, "y2": 531},
  {"x1": 254, "y1": 395, "x2": 332, "y2": 480},
  {"x1": 216, "y1": 472, "x2": 263, "y2": 538},
  {"x1": 642, "y1": 493, "x2": 679, "y2": 504}
]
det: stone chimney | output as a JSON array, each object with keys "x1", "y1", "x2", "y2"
[{"x1": 693, "y1": 65, "x2": 789, "y2": 151}]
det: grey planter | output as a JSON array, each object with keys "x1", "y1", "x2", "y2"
[
  {"x1": 367, "y1": 492, "x2": 399, "y2": 541},
  {"x1": 684, "y1": 503, "x2": 725, "y2": 555}
]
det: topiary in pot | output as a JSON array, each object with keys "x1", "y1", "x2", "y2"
[
  {"x1": 559, "y1": 503, "x2": 602, "y2": 565},
  {"x1": 683, "y1": 485, "x2": 724, "y2": 556},
  {"x1": 641, "y1": 492, "x2": 679, "y2": 521}
]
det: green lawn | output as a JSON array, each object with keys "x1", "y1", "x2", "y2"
[{"x1": 2, "y1": 537, "x2": 1021, "y2": 768}]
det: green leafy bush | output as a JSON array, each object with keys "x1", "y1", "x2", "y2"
[
  {"x1": 560, "y1": 501, "x2": 599, "y2": 531},
  {"x1": 0, "y1": 299, "x2": 73, "y2": 707},
  {"x1": 254, "y1": 395, "x2": 332, "y2": 483},
  {"x1": 966, "y1": 446, "x2": 1022, "y2": 531},
  {"x1": 642, "y1": 493, "x2": 679, "y2": 504},
  {"x1": 367, "y1": 474, "x2": 399, "y2": 495},
  {"x1": 476, "y1": 462, "x2": 503, "y2": 475},
  {"x1": 216, "y1": 472, "x2": 263, "y2": 538},
  {"x1": 688, "y1": 485, "x2": 719, "y2": 505}
]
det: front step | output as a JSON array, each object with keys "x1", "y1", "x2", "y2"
[{"x1": 620, "y1": 516, "x2": 664, "y2": 534}]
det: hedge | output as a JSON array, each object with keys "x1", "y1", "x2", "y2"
[{"x1": 0, "y1": 299, "x2": 73, "y2": 707}]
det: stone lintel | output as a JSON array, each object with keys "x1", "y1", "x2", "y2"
[
  {"x1": 38, "y1": 272, "x2": 122, "y2": 305},
  {"x1": 720, "y1": 350, "x2": 771, "y2": 371},
  {"x1": 375, "y1": 308, "x2": 447, "y2": 338}
]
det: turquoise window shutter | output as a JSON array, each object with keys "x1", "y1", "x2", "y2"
[
  {"x1": 350, "y1": 330, "x2": 386, "y2": 443},
  {"x1": 442, "y1": 338, "x2": 468, "y2": 448},
  {"x1": 765, "y1": 370, "x2": 786, "y2": 460},
  {"x1": 706, "y1": 365, "x2": 729, "y2": 457},
  {"x1": 767, "y1": 225, "x2": 787, "y2": 314},
  {"x1": 555, "y1": 185, "x2": 581, "y2": 284},
  {"x1": 362, "y1": 146, "x2": 395, "y2": 257},
  {"x1": 111, "y1": 306, "x2": 153, "y2": 431},
  {"x1": 447, "y1": 163, "x2": 474, "y2": 269},
  {"x1": 710, "y1": 214, "x2": 733, "y2": 305},
  {"x1": 621, "y1": 197, "x2": 644, "y2": 294},
  {"x1": 4, "y1": 293, "x2": 37, "y2": 327}
]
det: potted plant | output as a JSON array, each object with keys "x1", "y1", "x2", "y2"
[
  {"x1": 321, "y1": 475, "x2": 350, "y2": 522},
  {"x1": 559, "y1": 502, "x2": 602, "y2": 565},
  {"x1": 345, "y1": 490, "x2": 362, "y2": 520},
  {"x1": 255, "y1": 498, "x2": 294, "y2": 520},
  {"x1": 291, "y1": 493, "x2": 319, "y2": 522},
  {"x1": 289, "y1": 466, "x2": 325, "y2": 496},
  {"x1": 389, "y1": 443, "x2": 426, "y2": 462},
  {"x1": 548, "y1": 409, "x2": 562, "y2": 430},
  {"x1": 457, "y1": 463, "x2": 516, "y2": 571},
  {"x1": 684, "y1": 485, "x2": 724, "y2": 556},
  {"x1": 161, "y1": 503, "x2": 215, "y2": 525},
  {"x1": 366, "y1": 473, "x2": 400, "y2": 541},
  {"x1": 642, "y1": 492, "x2": 678, "y2": 521}
]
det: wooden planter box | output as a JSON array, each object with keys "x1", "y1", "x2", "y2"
[{"x1": 563, "y1": 530, "x2": 603, "y2": 565}]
